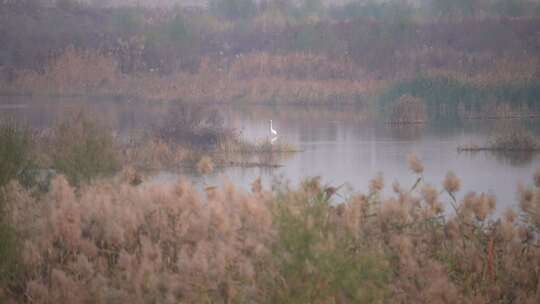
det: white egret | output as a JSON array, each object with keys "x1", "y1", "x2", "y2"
[{"x1": 270, "y1": 120, "x2": 278, "y2": 136}]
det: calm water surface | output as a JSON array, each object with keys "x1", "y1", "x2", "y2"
[{"x1": 2, "y1": 96, "x2": 540, "y2": 212}]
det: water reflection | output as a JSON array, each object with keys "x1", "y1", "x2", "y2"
[
  {"x1": 2, "y1": 96, "x2": 540, "y2": 211},
  {"x1": 490, "y1": 151, "x2": 538, "y2": 168},
  {"x1": 386, "y1": 124, "x2": 424, "y2": 141}
]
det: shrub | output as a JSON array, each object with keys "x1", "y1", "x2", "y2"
[
  {"x1": 520, "y1": 169, "x2": 540, "y2": 230},
  {"x1": 488, "y1": 125, "x2": 540, "y2": 151},
  {"x1": 209, "y1": 0, "x2": 257, "y2": 20},
  {"x1": 155, "y1": 105, "x2": 233, "y2": 148},
  {"x1": 0, "y1": 119, "x2": 33, "y2": 188},
  {"x1": 168, "y1": 14, "x2": 190, "y2": 45},
  {"x1": 267, "y1": 179, "x2": 391, "y2": 303},
  {"x1": 0, "y1": 219, "x2": 23, "y2": 302},
  {"x1": 56, "y1": 0, "x2": 81, "y2": 11},
  {"x1": 51, "y1": 112, "x2": 120, "y2": 185},
  {"x1": 0, "y1": 120, "x2": 30, "y2": 302}
]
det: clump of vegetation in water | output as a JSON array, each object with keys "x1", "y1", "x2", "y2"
[
  {"x1": 458, "y1": 125, "x2": 540, "y2": 152},
  {"x1": 219, "y1": 137, "x2": 299, "y2": 154},
  {"x1": 155, "y1": 105, "x2": 233, "y2": 149},
  {"x1": 150, "y1": 105, "x2": 299, "y2": 170},
  {"x1": 487, "y1": 126, "x2": 540, "y2": 151}
]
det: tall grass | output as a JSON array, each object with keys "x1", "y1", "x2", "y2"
[
  {"x1": 0, "y1": 154, "x2": 539, "y2": 302},
  {"x1": 0, "y1": 119, "x2": 33, "y2": 188},
  {"x1": 0, "y1": 119, "x2": 31, "y2": 302},
  {"x1": 49, "y1": 112, "x2": 121, "y2": 185},
  {"x1": 5, "y1": 50, "x2": 378, "y2": 104},
  {"x1": 267, "y1": 178, "x2": 390, "y2": 303}
]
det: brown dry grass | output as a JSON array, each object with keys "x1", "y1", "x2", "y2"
[
  {"x1": 1, "y1": 154, "x2": 539, "y2": 303},
  {"x1": 3, "y1": 49, "x2": 382, "y2": 104},
  {"x1": 9, "y1": 47, "x2": 120, "y2": 96}
]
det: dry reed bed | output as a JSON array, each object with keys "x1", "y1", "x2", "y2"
[
  {"x1": 127, "y1": 74, "x2": 375, "y2": 104},
  {"x1": 1, "y1": 49, "x2": 382, "y2": 104},
  {"x1": 1, "y1": 156, "x2": 539, "y2": 303},
  {"x1": 3, "y1": 46, "x2": 539, "y2": 138},
  {"x1": 3, "y1": 47, "x2": 537, "y2": 112},
  {"x1": 228, "y1": 52, "x2": 364, "y2": 80}
]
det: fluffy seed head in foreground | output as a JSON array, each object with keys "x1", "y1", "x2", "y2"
[
  {"x1": 369, "y1": 173, "x2": 384, "y2": 193},
  {"x1": 407, "y1": 153, "x2": 424, "y2": 174},
  {"x1": 517, "y1": 184, "x2": 535, "y2": 213},
  {"x1": 443, "y1": 171, "x2": 461, "y2": 193},
  {"x1": 421, "y1": 184, "x2": 438, "y2": 207},
  {"x1": 463, "y1": 193, "x2": 496, "y2": 221},
  {"x1": 197, "y1": 156, "x2": 214, "y2": 175},
  {"x1": 504, "y1": 209, "x2": 517, "y2": 223}
]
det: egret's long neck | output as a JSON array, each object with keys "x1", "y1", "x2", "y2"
[{"x1": 270, "y1": 121, "x2": 273, "y2": 129}]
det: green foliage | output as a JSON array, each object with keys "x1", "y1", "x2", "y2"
[
  {"x1": 168, "y1": 14, "x2": 191, "y2": 46},
  {"x1": 379, "y1": 76, "x2": 540, "y2": 114},
  {"x1": 268, "y1": 180, "x2": 390, "y2": 303},
  {"x1": 431, "y1": 0, "x2": 480, "y2": 19},
  {"x1": 332, "y1": 1, "x2": 416, "y2": 22},
  {"x1": 0, "y1": 219, "x2": 23, "y2": 297},
  {"x1": 345, "y1": 14, "x2": 416, "y2": 71},
  {"x1": 56, "y1": 0, "x2": 81, "y2": 11},
  {"x1": 292, "y1": 25, "x2": 321, "y2": 51},
  {"x1": 209, "y1": 0, "x2": 257, "y2": 20},
  {"x1": 113, "y1": 8, "x2": 143, "y2": 35},
  {"x1": 299, "y1": 0, "x2": 324, "y2": 18},
  {"x1": 498, "y1": 0, "x2": 525, "y2": 17},
  {"x1": 52, "y1": 113, "x2": 120, "y2": 186},
  {"x1": 0, "y1": 119, "x2": 28, "y2": 302},
  {"x1": 0, "y1": 119, "x2": 32, "y2": 188},
  {"x1": 494, "y1": 0, "x2": 540, "y2": 17},
  {"x1": 290, "y1": 24, "x2": 344, "y2": 54}
]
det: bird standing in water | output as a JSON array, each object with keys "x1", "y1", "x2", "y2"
[{"x1": 270, "y1": 120, "x2": 278, "y2": 136}]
